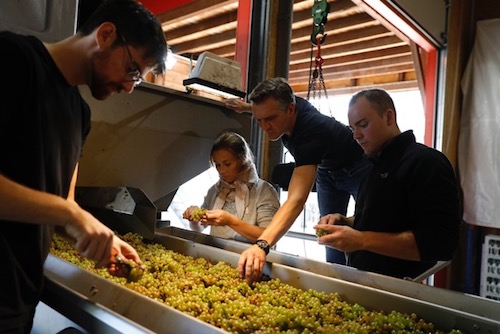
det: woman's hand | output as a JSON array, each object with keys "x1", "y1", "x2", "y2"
[
  {"x1": 201, "y1": 209, "x2": 235, "y2": 227},
  {"x1": 183, "y1": 206, "x2": 204, "y2": 222},
  {"x1": 184, "y1": 206, "x2": 208, "y2": 232}
]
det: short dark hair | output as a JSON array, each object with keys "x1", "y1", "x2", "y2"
[
  {"x1": 78, "y1": 0, "x2": 168, "y2": 75},
  {"x1": 248, "y1": 77, "x2": 295, "y2": 111},
  {"x1": 349, "y1": 89, "x2": 397, "y2": 117},
  {"x1": 210, "y1": 132, "x2": 254, "y2": 169}
]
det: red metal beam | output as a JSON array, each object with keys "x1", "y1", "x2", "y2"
[
  {"x1": 235, "y1": 0, "x2": 252, "y2": 92},
  {"x1": 423, "y1": 48, "x2": 437, "y2": 147},
  {"x1": 140, "y1": 0, "x2": 193, "y2": 15}
]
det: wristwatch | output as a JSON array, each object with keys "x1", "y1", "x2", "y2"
[{"x1": 255, "y1": 239, "x2": 270, "y2": 255}]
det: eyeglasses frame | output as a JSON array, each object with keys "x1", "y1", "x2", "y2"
[{"x1": 118, "y1": 32, "x2": 144, "y2": 86}]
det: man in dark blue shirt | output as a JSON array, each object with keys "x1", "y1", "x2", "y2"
[{"x1": 228, "y1": 77, "x2": 371, "y2": 281}]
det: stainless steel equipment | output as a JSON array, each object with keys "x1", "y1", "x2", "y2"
[
  {"x1": 76, "y1": 83, "x2": 252, "y2": 211},
  {"x1": 43, "y1": 229, "x2": 500, "y2": 334},
  {"x1": 158, "y1": 228, "x2": 500, "y2": 325},
  {"x1": 0, "y1": 0, "x2": 77, "y2": 42}
]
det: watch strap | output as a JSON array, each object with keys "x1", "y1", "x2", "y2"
[{"x1": 256, "y1": 239, "x2": 270, "y2": 255}]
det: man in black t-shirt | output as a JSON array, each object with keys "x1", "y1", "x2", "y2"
[
  {"x1": 0, "y1": 1, "x2": 168, "y2": 332},
  {"x1": 227, "y1": 78, "x2": 371, "y2": 282}
]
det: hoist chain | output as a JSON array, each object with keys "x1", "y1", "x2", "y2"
[
  {"x1": 307, "y1": 36, "x2": 332, "y2": 116},
  {"x1": 307, "y1": 0, "x2": 332, "y2": 116}
]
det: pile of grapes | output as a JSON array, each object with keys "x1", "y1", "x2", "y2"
[{"x1": 50, "y1": 233, "x2": 462, "y2": 334}]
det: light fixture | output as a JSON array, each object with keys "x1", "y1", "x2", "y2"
[{"x1": 183, "y1": 51, "x2": 246, "y2": 99}]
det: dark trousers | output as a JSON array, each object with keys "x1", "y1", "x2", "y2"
[{"x1": 316, "y1": 157, "x2": 372, "y2": 264}]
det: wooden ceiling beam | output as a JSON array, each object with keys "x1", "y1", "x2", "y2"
[
  {"x1": 289, "y1": 57, "x2": 415, "y2": 82},
  {"x1": 291, "y1": 0, "x2": 360, "y2": 30},
  {"x1": 291, "y1": 12, "x2": 377, "y2": 42},
  {"x1": 289, "y1": 45, "x2": 411, "y2": 71},
  {"x1": 165, "y1": 11, "x2": 238, "y2": 44},
  {"x1": 289, "y1": 35, "x2": 406, "y2": 63},
  {"x1": 171, "y1": 29, "x2": 236, "y2": 55},
  {"x1": 195, "y1": 45, "x2": 236, "y2": 59},
  {"x1": 154, "y1": 0, "x2": 420, "y2": 96},
  {"x1": 292, "y1": 77, "x2": 418, "y2": 96},
  {"x1": 290, "y1": 25, "x2": 392, "y2": 54},
  {"x1": 158, "y1": 0, "x2": 238, "y2": 31},
  {"x1": 289, "y1": 64, "x2": 416, "y2": 85},
  {"x1": 351, "y1": 0, "x2": 436, "y2": 51}
]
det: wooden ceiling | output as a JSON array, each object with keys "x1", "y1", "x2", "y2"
[{"x1": 157, "y1": 0, "x2": 418, "y2": 97}]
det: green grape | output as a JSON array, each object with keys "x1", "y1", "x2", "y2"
[
  {"x1": 315, "y1": 228, "x2": 330, "y2": 237},
  {"x1": 191, "y1": 207, "x2": 207, "y2": 221},
  {"x1": 128, "y1": 266, "x2": 145, "y2": 282}
]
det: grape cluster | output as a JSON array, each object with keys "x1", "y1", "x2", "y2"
[
  {"x1": 191, "y1": 207, "x2": 207, "y2": 221},
  {"x1": 50, "y1": 233, "x2": 462, "y2": 334},
  {"x1": 315, "y1": 228, "x2": 330, "y2": 237}
]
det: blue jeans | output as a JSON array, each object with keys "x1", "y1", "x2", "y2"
[{"x1": 316, "y1": 157, "x2": 372, "y2": 264}]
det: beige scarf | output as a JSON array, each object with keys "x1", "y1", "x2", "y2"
[{"x1": 213, "y1": 164, "x2": 259, "y2": 219}]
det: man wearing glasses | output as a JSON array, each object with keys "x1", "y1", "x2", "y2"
[{"x1": 0, "y1": 0, "x2": 168, "y2": 332}]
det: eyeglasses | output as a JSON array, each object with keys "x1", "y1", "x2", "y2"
[{"x1": 118, "y1": 33, "x2": 144, "y2": 86}]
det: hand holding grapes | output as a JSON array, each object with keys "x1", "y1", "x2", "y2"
[
  {"x1": 201, "y1": 209, "x2": 235, "y2": 227},
  {"x1": 314, "y1": 214, "x2": 363, "y2": 253},
  {"x1": 183, "y1": 206, "x2": 207, "y2": 222}
]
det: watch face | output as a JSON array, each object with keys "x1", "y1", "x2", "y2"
[
  {"x1": 256, "y1": 240, "x2": 270, "y2": 254},
  {"x1": 257, "y1": 240, "x2": 267, "y2": 247}
]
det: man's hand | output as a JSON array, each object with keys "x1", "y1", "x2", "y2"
[
  {"x1": 63, "y1": 204, "x2": 116, "y2": 268},
  {"x1": 316, "y1": 214, "x2": 421, "y2": 261},
  {"x1": 316, "y1": 213, "x2": 352, "y2": 226},
  {"x1": 238, "y1": 244, "x2": 266, "y2": 282},
  {"x1": 111, "y1": 235, "x2": 141, "y2": 263},
  {"x1": 108, "y1": 235, "x2": 143, "y2": 279},
  {"x1": 63, "y1": 202, "x2": 140, "y2": 268},
  {"x1": 224, "y1": 98, "x2": 251, "y2": 113},
  {"x1": 315, "y1": 224, "x2": 364, "y2": 253}
]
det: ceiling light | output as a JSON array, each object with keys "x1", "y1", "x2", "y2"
[{"x1": 183, "y1": 51, "x2": 245, "y2": 99}]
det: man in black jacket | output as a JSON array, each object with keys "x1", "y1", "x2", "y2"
[{"x1": 314, "y1": 88, "x2": 461, "y2": 279}]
